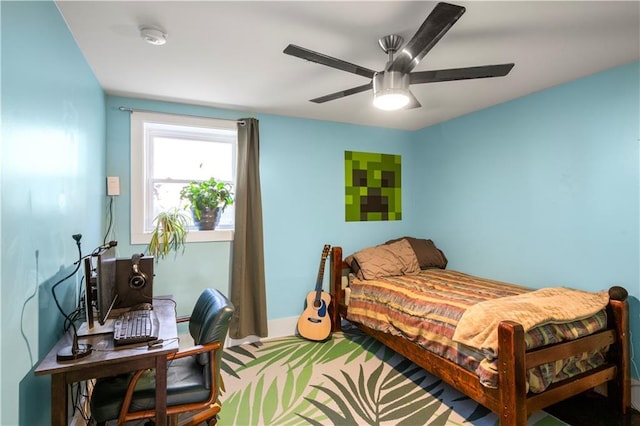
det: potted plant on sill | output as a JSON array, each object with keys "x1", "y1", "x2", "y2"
[
  {"x1": 147, "y1": 207, "x2": 190, "y2": 260},
  {"x1": 180, "y1": 177, "x2": 234, "y2": 231}
]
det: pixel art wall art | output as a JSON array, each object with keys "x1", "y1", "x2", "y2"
[{"x1": 345, "y1": 151, "x2": 402, "y2": 222}]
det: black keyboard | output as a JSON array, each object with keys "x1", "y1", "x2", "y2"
[{"x1": 113, "y1": 309, "x2": 159, "y2": 346}]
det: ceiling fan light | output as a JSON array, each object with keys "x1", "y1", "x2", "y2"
[
  {"x1": 373, "y1": 92, "x2": 410, "y2": 111},
  {"x1": 372, "y1": 71, "x2": 410, "y2": 111}
]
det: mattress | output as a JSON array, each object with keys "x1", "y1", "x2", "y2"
[{"x1": 345, "y1": 269, "x2": 608, "y2": 392}]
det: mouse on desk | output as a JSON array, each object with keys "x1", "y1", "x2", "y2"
[{"x1": 131, "y1": 302, "x2": 153, "y2": 311}]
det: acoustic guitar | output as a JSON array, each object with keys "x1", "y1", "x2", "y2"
[{"x1": 297, "y1": 244, "x2": 332, "y2": 341}]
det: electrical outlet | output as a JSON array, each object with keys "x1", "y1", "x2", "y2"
[{"x1": 106, "y1": 176, "x2": 120, "y2": 196}]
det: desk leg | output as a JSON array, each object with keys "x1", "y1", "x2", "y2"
[
  {"x1": 51, "y1": 374, "x2": 67, "y2": 426},
  {"x1": 155, "y1": 356, "x2": 168, "y2": 426}
]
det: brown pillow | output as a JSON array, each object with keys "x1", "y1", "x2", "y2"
[
  {"x1": 352, "y1": 239, "x2": 420, "y2": 280},
  {"x1": 385, "y1": 236, "x2": 448, "y2": 269}
]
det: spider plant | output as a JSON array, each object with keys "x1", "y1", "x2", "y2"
[{"x1": 147, "y1": 207, "x2": 190, "y2": 260}]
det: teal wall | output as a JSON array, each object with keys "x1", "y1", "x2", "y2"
[
  {"x1": 259, "y1": 115, "x2": 417, "y2": 318},
  {"x1": 2, "y1": 1, "x2": 638, "y2": 424},
  {"x1": 105, "y1": 97, "x2": 243, "y2": 318},
  {"x1": 1, "y1": 1, "x2": 106, "y2": 425},
  {"x1": 413, "y1": 62, "x2": 640, "y2": 374},
  {"x1": 105, "y1": 97, "x2": 416, "y2": 319}
]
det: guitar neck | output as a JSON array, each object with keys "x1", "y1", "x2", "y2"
[
  {"x1": 314, "y1": 262, "x2": 327, "y2": 296},
  {"x1": 314, "y1": 245, "x2": 331, "y2": 301}
]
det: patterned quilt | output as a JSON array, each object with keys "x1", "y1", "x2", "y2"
[{"x1": 346, "y1": 269, "x2": 608, "y2": 392}]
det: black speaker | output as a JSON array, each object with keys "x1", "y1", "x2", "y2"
[{"x1": 114, "y1": 255, "x2": 154, "y2": 308}]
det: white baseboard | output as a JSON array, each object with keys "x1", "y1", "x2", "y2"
[{"x1": 632, "y1": 378, "x2": 640, "y2": 411}]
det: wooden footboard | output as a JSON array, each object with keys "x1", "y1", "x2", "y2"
[{"x1": 329, "y1": 246, "x2": 630, "y2": 426}]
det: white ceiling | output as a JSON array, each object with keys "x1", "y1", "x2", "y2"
[{"x1": 55, "y1": 1, "x2": 639, "y2": 131}]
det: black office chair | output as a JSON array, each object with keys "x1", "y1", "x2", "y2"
[{"x1": 90, "y1": 288, "x2": 234, "y2": 426}]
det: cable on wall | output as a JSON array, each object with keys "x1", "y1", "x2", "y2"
[
  {"x1": 103, "y1": 196, "x2": 116, "y2": 245},
  {"x1": 20, "y1": 250, "x2": 40, "y2": 367}
]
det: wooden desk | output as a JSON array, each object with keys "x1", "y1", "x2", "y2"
[{"x1": 35, "y1": 298, "x2": 179, "y2": 426}]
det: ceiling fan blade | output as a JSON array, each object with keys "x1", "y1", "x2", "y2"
[
  {"x1": 405, "y1": 90, "x2": 422, "y2": 109},
  {"x1": 389, "y1": 2, "x2": 465, "y2": 74},
  {"x1": 284, "y1": 44, "x2": 376, "y2": 79},
  {"x1": 310, "y1": 82, "x2": 373, "y2": 103},
  {"x1": 410, "y1": 63, "x2": 515, "y2": 84}
]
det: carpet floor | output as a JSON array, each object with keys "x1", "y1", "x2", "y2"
[{"x1": 219, "y1": 327, "x2": 567, "y2": 426}]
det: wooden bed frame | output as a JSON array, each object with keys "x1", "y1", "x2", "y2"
[{"x1": 328, "y1": 246, "x2": 631, "y2": 426}]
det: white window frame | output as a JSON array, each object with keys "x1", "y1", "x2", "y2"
[{"x1": 130, "y1": 111, "x2": 236, "y2": 244}]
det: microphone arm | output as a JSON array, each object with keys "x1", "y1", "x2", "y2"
[
  {"x1": 54, "y1": 235, "x2": 96, "y2": 361},
  {"x1": 73, "y1": 240, "x2": 117, "y2": 265}
]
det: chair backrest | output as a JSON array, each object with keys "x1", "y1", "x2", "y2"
[
  {"x1": 189, "y1": 288, "x2": 234, "y2": 389},
  {"x1": 190, "y1": 288, "x2": 234, "y2": 345}
]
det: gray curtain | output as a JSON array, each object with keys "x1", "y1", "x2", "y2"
[{"x1": 230, "y1": 118, "x2": 268, "y2": 338}]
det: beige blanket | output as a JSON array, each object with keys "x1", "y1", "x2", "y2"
[{"x1": 452, "y1": 287, "x2": 609, "y2": 356}]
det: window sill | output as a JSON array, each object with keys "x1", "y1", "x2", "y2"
[
  {"x1": 186, "y1": 229, "x2": 233, "y2": 243},
  {"x1": 131, "y1": 229, "x2": 233, "y2": 245}
]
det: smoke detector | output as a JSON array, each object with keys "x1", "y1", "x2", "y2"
[{"x1": 140, "y1": 27, "x2": 167, "y2": 46}]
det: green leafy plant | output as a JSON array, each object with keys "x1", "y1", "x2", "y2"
[
  {"x1": 147, "y1": 208, "x2": 190, "y2": 260},
  {"x1": 179, "y1": 177, "x2": 234, "y2": 220}
]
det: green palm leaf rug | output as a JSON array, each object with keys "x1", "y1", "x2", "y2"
[{"x1": 219, "y1": 327, "x2": 567, "y2": 426}]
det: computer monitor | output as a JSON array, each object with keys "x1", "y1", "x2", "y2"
[
  {"x1": 95, "y1": 246, "x2": 118, "y2": 325},
  {"x1": 83, "y1": 246, "x2": 118, "y2": 330}
]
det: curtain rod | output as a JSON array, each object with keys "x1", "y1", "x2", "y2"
[{"x1": 118, "y1": 106, "x2": 246, "y2": 126}]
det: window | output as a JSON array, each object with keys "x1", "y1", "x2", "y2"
[{"x1": 130, "y1": 111, "x2": 237, "y2": 244}]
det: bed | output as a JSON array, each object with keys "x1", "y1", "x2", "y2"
[{"x1": 328, "y1": 239, "x2": 630, "y2": 426}]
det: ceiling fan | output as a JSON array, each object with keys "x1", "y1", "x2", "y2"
[{"x1": 283, "y1": 2, "x2": 514, "y2": 111}]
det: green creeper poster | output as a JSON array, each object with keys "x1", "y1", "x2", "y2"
[{"x1": 345, "y1": 151, "x2": 401, "y2": 222}]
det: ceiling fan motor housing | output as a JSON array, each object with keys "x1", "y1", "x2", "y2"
[{"x1": 373, "y1": 71, "x2": 410, "y2": 110}]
